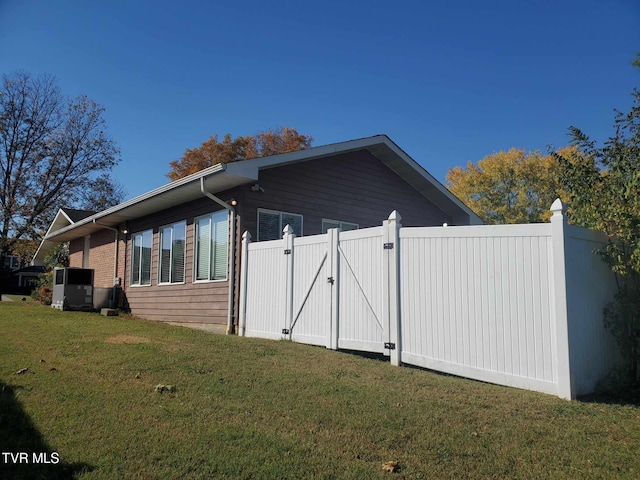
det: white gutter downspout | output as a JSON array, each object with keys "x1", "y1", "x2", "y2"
[
  {"x1": 93, "y1": 220, "x2": 119, "y2": 308},
  {"x1": 200, "y1": 177, "x2": 236, "y2": 335}
]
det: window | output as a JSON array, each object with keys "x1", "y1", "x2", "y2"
[
  {"x1": 159, "y1": 221, "x2": 186, "y2": 284},
  {"x1": 3, "y1": 255, "x2": 21, "y2": 271},
  {"x1": 257, "y1": 209, "x2": 303, "y2": 241},
  {"x1": 321, "y1": 219, "x2": 359, "y2": 234},
  {"x1": 131, "y1": 230, "x2": 153, "y2": 286},
  {"x1": 195, "y1": 211, "x2": 228, "y2": 281}
]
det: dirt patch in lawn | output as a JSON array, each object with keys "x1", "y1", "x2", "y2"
[{"x1": 105, "y1": 335, "x2": 152, "y2": 345}]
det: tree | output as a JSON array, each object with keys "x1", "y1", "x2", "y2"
[
  {"x1": 7, "y1": 238, "x2": 39, "y2": 266},
  {"x1": 0, "y1": 71, "x2": 120, "y2": 275},
  {"x1": 554, "y1": 86, "x2": 640, "y2": 384},
  {"x1": 167, "y1": 127, "x2": 313, "y2": 181},
  {"x1": 78, "y1": 173, "x2": 125, "y2": 212},
  {"x1": 446, "y1": 148, "x2": 570, "y2": 224}
]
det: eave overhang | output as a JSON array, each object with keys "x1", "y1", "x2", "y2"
[
  {"x1": 34, "y1": 134, "x2": 481, "y2": 265},
  {"x1": 42, "y1": 162, "x2": 258, "y2": 244}
]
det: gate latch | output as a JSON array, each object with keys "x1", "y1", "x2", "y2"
[
  {"x1": 383, "y1": 243, "x2": 394, "y2": 250},
  {"x1": 284, "y1": 249, "x2": 292, "y2": 255},
  {"x1": 384, "y1": 342, "x2": 396, "y2": 350}
]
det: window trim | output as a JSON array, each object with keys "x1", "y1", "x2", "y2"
[
  {"x1": 321, "y1": 219, "x2": 359, "y2": 233},
  {"x1": 193, "y1": 211, "x2": 229, "y2": 283},
  {"x1": 130, "y1": 229, "x2": 153, "y2": 287},
  {"x1": 257, "y1": 208, "x2": 304, "y2": 242},
  {"x1": 158, "y1": 220, "x2": 186, "y2": 285}
]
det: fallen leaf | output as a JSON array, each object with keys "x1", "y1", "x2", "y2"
[
  {"x1": 382, "y1": 461, "x2": 399, "y2": 473},
  {"x1": 14, "y1": 368, "x2": 30, "y2": 375}
]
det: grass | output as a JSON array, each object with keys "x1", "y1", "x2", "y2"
[{"x1": 0, "y1": 297, "x2": 639, "y2": 479}]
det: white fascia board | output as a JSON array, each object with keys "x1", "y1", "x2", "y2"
[
  {"x1": 32, "y1": 239, "x2": 54, "y2": 266},
  {"x1": 42, "y1": 209, "x2": 74, "y2": 237},
  {"x1": 44, "y1": 163, "x2": 229, "y2": 241},
  {"x1": 380, "y1": 137, "x2": 484, "y2": 224},
  {"x1": 238, "y1": 135, "x2": 389, "y2": 170}
]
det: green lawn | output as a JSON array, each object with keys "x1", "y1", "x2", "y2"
[{"x1": 1, "y1": 298, "x2": 638, "y2": 479}]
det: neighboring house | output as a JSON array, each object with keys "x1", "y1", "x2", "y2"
[
  {"x1": 3, "y1": 238, "x2": 51, "y2": 293},
  {"x1": 7, "y1": 265, "x2": 46, "y2": 294},
  {"x1": 3, "y1": 254, "x2": 23, "y2": 271},
  {"x1": 33, "y1": 135, "x2": 482, "y2": 332}
]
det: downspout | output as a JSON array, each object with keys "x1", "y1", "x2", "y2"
[
  {"x1": 200, "y1": 176, "x2": 236, "y2": 335},
  {"x1": 93, "y1": 220, "x2": 119, "y2": 309}
]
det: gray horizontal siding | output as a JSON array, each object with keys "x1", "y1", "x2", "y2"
[
  {"x1": 123, "y1": 194, "x2": 237, "y2": 325},
  {"x1": 238, "y1": 150, "x2": 452, "y2": 240}
]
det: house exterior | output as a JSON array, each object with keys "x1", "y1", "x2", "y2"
[{"x1": 33, "y1": 135, "x2": 481, "y2": 332}]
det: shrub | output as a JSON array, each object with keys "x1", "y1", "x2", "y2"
[{"x1": 31, "y1": 271, "x2": 54, "y2": 305}]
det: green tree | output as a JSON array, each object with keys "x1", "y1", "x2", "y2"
[
  {"x1": 446, "y1": 148, "x2": 569, "y2": 224},
  {"x1": 554, "y1": 81, "x2": 640, "y2": 383},
  {"x1": 167, "y1": 127, "x2": 313, "y2": 181},
  {"x1": 0, "y1": 71, "x2": 121, "y2": 276}
]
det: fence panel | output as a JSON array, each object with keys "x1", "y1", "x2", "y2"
[
  {"x1": 399, "y1": 224, "x2": 559, "y2": 395},
  {"x1": 564, "y1": 226, "x2": 620, "y2": 395}
]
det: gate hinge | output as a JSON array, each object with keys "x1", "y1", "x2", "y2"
[
  {"x1": 383, "y1": 243, "x2": 394, "y2": 250},
  {"x1": 284, "y1": 249, "x2": 292, "y2": 255},
  {"x1": 384, "y1": 342, "x2": 396, "y2": 350},
  {"x1": 327, "y1": 277, "x2": 334, "y2": 285},
  {"x1": 282, "y1": 328, "x2": 290, "y2": 335}
]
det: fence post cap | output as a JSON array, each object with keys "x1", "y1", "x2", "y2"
[
  {"x1": 388, "y1": 210, "x2": 402, "y2": 223},
  {"x1": 242, "y1": 231, "x2": 252, "y2": 241},
  {"x1": 282, "y1": 224, "x2": 294, "y2": 236},
  {"x1": 550, "y1": 198, "x2": 565, "y2": 218}
]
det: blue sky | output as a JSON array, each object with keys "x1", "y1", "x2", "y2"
[{"x1": 1, "y1": 0, "x2": 638, "y2": 200}]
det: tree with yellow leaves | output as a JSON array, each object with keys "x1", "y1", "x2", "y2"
[{"x1": 446, "y1": 148, "x2": 572, "y2": 224}]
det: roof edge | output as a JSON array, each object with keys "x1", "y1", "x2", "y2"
[{"x1": 44, "y1": 162, "x2": 228, "y2": 240}]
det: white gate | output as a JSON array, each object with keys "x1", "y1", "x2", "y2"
[
  {"x1": 239, "y1": 217, "x2": 399, "y2": 357},
  {"x1": 288, "y1": 232, "x2": 332, "y2": 347},
  {"x1": 336, "y1": 227, "x2": 386, "y2": 353}
]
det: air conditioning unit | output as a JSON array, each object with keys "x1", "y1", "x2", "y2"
[{"x1": 52, "y1": 267, "x2": 94, "y2": 311}]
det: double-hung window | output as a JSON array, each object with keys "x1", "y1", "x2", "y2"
[
  {"x1": 194, "y1": 211, "x2": 228, "y2": 281},
  {"x1": 159, "y1": 221, "x2": 186, "y2": 284},
  {"x1": 257, "y1": 209, "x2": 303, "y2": 241},
  {"x1": 131, "y1": 229, "x2": 153, "y2": 286},
  {"x1": 321, "y1": 219, "x2": 359, "y2": 234}
]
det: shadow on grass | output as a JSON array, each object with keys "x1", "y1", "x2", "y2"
[
  {"x1": 0, "y1": 381, "x2": 93, "y2": 479},
  {"x1": 338, "y1": 349, "x2": 389, "y2": 362},
  {"x1": 578, "y1": 384, "x2": 640, "y2": 407},
  {"x1": 341, "y1": 349, "x2": 640, "y2": 407}
]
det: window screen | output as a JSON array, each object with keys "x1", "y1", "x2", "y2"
[
  {"x1": 159, "y1": 221, "x2": 186, "y2": 283},
  {"x1": 195, "y1": 211, "x2": 228, "y2": 281},
  {"x1": 321, "y1": 219, "x2": 359, "y2": 234},
  {"x1": 257, "y1": 209, "x2": 303, "y2": 241},
  {"x1": 131, "y1": 230, "x2": 153, "y2": 285}
]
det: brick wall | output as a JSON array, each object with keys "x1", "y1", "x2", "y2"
[
  {"x1": 69, "y1": 238, "x2": 83, "y2": 268},
  {"x1": 68, "y1": 229, "x2": 126, "y2": 289},
  {"x1": 87, "y1": 229, "x2": 116, "y2": 288}
]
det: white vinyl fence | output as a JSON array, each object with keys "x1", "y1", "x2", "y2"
[{"x1": 239, "y1": 200, "x2": 619, "y2": 399}]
